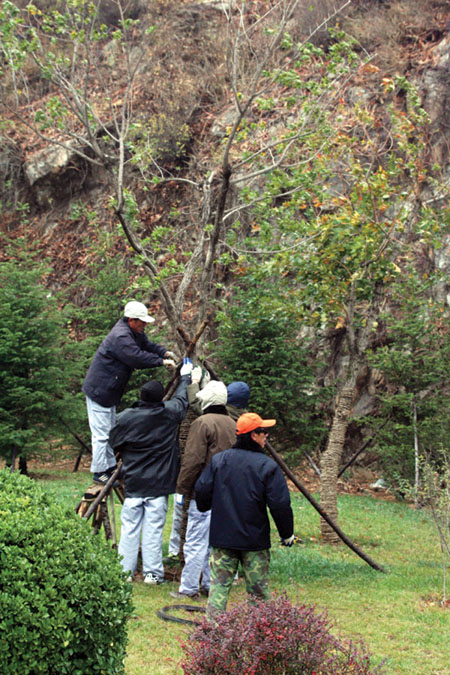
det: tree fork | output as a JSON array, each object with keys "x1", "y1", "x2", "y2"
[{"x1": 163, "y1": 319, "x2": 210, "y2": 399}]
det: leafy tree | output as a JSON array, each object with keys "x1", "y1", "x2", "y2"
[
  {"x1": 368, "y1": 272, "x2": 450, "y2": 492},
  {"x1": 226, "y1": 75, "x2": 449, "y2": 541},
  {"x1": 0, "y1": 0, "x2": 360, "y2": 349},
  {"x1": 217, "y1": 281, "x2": 331, "y2": 458},
  {"x1": 0, "y1": 239, "x2": 74, "y2": 468}
]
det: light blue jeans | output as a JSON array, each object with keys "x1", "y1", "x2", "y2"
[
  {"x1": 178, "y1": 498, "x2": 210, "y2": 595},
  {"x1": 85, "y1": 396, "x2": 116, "y2": 473},
  {"x1": 168, "y1": 500, "x2": 183, "y2": 555},
  {"x1": 118, "y1": 495, "x2": 168, "y2": 579}
]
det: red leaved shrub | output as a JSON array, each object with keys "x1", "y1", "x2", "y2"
[{"x1": 181, "y1": 594, "x2": 385, "y2": 675}]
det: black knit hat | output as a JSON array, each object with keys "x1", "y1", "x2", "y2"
[{"x1": 140, "y1": 380, "x2": 164, "y2": 403}]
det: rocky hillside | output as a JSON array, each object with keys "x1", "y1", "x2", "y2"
[{"x1": 1, "y1": 0, "x2": 449, "y2": 296}]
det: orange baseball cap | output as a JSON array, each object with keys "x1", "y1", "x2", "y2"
[{"x1": 236, "y1": 412, "x2": 276, "y2": 435}]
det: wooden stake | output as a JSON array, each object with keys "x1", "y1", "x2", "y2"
[{"x1": 265, "y1": 440, "x2": 386, "y2": 573}]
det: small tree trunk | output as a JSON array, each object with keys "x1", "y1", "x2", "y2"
[
  {"x1": 19, "y1": 456, "x2": 28, "y2": 475},
  {"x1": 10, "y1": 447, "x2": 18, "y2": 472},
  {"x1": 320, "y1": 385, "x2": 355, "y2": 543}
]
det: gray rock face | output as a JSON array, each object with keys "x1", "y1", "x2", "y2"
[
  {"x1": 210, "y1": 107, "x2": 240, "y2": 138},
  {"x1": 24, "y1": 144, "x2": 75, "y2": 187},
  {"x1": 418, "y1": 34, "x2": 450, "y2": 165}
]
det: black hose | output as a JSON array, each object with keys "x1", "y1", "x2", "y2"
[{"x1": 156, "y1": 603, "x2": 205, "y2": 625}]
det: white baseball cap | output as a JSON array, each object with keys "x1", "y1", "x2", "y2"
[{"x1": 123, "y1": 300, "x2": 155, "y2": 323}]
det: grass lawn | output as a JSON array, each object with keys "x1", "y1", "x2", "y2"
[{"x1": 29, "y1": 465, "x2": 449, "y2": 674}]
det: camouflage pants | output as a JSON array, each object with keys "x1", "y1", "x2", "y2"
[{"x1": 207, "y1": 547, "x2": 270, "y2": 615}]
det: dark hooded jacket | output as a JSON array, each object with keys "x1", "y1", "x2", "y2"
[
  {"x1": 108, "y1": 376, "x2": 189, "y2": 498},
  {"x1": 82, "y1": 317, "x2": 167, "y2": 407},
  {"x1": 194, "y1": 436, "x2": 293, "y2": 551}
]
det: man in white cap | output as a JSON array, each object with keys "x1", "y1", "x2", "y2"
[
  {"x1": 82, "y1": 300, "x2": 177, "y2": 485},
  {"x1": 170, "y1": 380, "x2": 236, "y2": 600}
]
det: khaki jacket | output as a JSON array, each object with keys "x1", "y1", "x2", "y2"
[{"x1": 176, "y1": 412, "x2": 236, "y2": 497}]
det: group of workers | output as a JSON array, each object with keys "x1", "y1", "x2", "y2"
[{"x1": 82, "y1": 301, "x2": 295, "y2": 614}]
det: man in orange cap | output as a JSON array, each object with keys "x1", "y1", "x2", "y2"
[{"x1": 195, "y1": 412, "x2": 296, "y2": 614}]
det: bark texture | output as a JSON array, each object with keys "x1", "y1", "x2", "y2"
[{"x1": 320, "y1": 384, "x2": 355, "y2": 543}]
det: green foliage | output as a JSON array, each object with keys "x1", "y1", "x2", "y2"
[
  {"x1": 368, "y1": 273, "x2": 450, "y2": 482},
  {"x1": 420, "y1": 449, "x2": 450, "y2": 604},
  {"x1": 216, "y1": 283, "x2": 330, "y2": 457},
  {"x1": 0, "y1": 469, "x2": 132, "y2": 673},
  {"x1": 236, "y1": 77, "x2": 445, "y2": 333},
  {"x1": 0, "y1": 239, "x2": 74, "y2": 463},
  {"x1": 128, "y1": 110, "x2": 191, "y2": 166}
]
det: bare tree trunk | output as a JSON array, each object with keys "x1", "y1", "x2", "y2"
[{"x1": 320, "y1": 384, "x2": 355, "y2": 543}]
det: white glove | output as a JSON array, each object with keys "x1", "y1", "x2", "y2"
[
  {"x1": 163, "y1": 359, "x2": 176, "y2": 368},
  {"x1": 180, "y1": 358, "x2": 193, "y2": 376},
  {"x1": 175, "y1": 493, "x2": 184, "y2": 506},
  {"x1": 191, "y1": 366, "x2": 202, "y2": 384},
  {"x1": 165, "y1": 350, "x2": 177, "y2": 360},
  {"x1": 280, "y1": 534, "x2": 298, "y2": 547}
]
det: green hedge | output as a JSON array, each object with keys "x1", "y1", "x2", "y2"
[{"x1": 0, "y1": 470, "x2": 133, "y2": 674}]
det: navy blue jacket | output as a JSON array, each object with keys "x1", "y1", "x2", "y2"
[
  {"x1": 82, "y1": 318, "x2": 167, "y2": 407},
  {"x1": 195, "y1": 446, "x2": 294, "y2": 551},
  {"x1": 108, "y1": 376, "x2": 189, "y2": 498}
]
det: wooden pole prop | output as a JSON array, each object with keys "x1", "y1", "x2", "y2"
[
  {"x1": 81, "y1": 463, "x2": 122, "y2": 522},
  {"x1": 109, "y1": 490, "x2": 117, "y2": 546},
  {"x1": 58, "y1": 417, "x2": 91, "y2": 472},
  {"x1": 265, "y1": 440, "x2": 386, "y2": 573}
]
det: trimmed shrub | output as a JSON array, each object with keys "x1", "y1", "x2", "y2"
[
  {"x1": 181, "y1": 594, "x2": 384, "y2": 675},
  {"x1": 0, "y1": 470, "x2": 133, "y2": 674}
]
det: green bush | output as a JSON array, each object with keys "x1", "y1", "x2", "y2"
[{"x1": 0, "y1": 470, "x2": 133, "y2": 674}]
